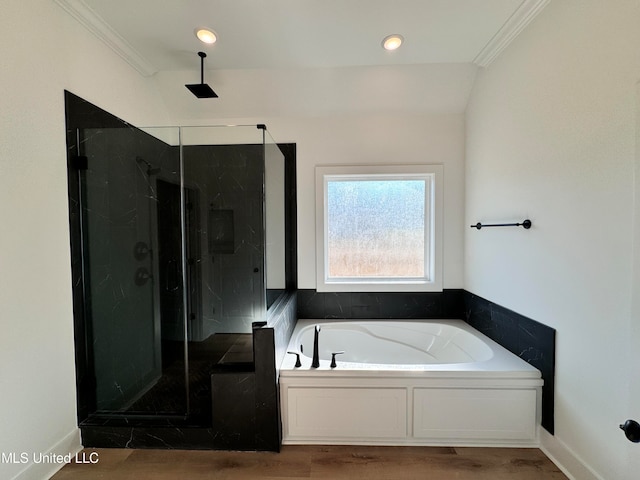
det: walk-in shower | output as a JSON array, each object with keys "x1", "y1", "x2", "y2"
[{"x1": 65, "y1": 92, "x2": 293, "y2": 444}]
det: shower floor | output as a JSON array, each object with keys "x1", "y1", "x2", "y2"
[{"x1": 125, "y1": 333, "x2": 253, "y2": 422}]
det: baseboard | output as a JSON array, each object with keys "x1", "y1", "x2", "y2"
[
  {"x1": 10, "y1": 428, "x2": 82, "y2": 480},
  {"x1": 539, "y1": 428, "x2": 604, "y2": 480}
]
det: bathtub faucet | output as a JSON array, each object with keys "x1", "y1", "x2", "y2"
[{"x1": 311, "y1": 325, "x2": 321, "y2": 368}]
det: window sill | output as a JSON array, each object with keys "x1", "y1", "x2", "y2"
[{"x1": 316, "y1": 281, "x2": 443, "y2": 293}]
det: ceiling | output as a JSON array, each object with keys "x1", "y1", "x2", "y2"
[
  {"x1": 54, "y1": 0, "x2": 549, "y2": 120},
  {"x1": 56, "y1": 0, "x2": 549, "y2": 76}
]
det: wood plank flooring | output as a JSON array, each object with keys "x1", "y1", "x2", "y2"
[{"x1": 51, "y1": 445, "x2": 567, "y2": 479}]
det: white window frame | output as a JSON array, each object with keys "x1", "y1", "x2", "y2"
[{"x1": 315, "y1": 164, "x2": 443, "y2": 292}]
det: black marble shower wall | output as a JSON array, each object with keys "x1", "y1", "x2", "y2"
[{"x1": 181, "y1": 144, "x2": 266, "y2": 338}]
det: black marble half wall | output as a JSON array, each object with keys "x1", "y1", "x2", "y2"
[
  {"x1": 81, "y1": 320, "x2": 285, "y2": 451},
  {"x1": 209, "y1": 293, "x2": 297, "y2": 451}
]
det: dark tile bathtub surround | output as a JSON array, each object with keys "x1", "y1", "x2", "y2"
[
  {"x1": 297, "y1": 288, "x2": 555, "y2": 435},
  {"x1": 297, "y1": 289, "x2": 465, "y2": 319},
  {"x1": 463, "y1": 291, "x2": 555, "y2": 434}
]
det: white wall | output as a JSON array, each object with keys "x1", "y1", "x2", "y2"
[
  {"x1": 159, "y1": 112, "x2": 466, "y2": 290},
  {"x1": 465, "y1": 1, "x2": 640, "y2": 478},
  {"x1": 156, "y1": 61, "x2": 474, "y2": 290},
  {"x1": 288, "y1": 113, "x2": 466, "y2": 289},
  {"x1": 0, "y1": 1, "x2": 169, "y2": 479}
]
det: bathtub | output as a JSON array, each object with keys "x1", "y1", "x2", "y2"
[{"x1": 279, "y1": 319, "x2": 543, "y2": 447}]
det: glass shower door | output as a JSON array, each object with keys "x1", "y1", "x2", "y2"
[
  {"x1": 79, "y1": 126, "x2": 189, "y2": 416},
  {"x1": 74, "y1": 121, "x2": 283, "y2": 423}
]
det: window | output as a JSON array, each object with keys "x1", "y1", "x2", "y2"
[{"x1": 316, "y1": 165, "x2": 443, "y2": 292}]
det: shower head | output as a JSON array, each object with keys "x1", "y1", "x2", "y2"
[
  {"x1": 185, "y1": 51, "x2": 218, "y2": 99},
  {"x1": 186, "y1": 83, "x2": 217, "y2": 98}
]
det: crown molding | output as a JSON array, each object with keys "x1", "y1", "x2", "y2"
[
  {"x1": 473, "y1": 0, "x2": 550, "y2": 68},
  {"x1": 54, "y1": 0, "x2": 157, "y2": 77}
]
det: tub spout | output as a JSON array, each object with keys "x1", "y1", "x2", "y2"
[{"x1": 311, "y1": 325, "x2": 321, "y2": 368}]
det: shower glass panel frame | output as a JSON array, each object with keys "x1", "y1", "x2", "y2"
[{"x1": 71, "y1": 114, "x2": 284, "y2": 425}]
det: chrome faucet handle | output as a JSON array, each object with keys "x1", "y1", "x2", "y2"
[
  {"x1": 287, "y1": 351, "x2": 302, "y2": 368},
  {"x1": 330, "y1": 351, "x2": 345, "y2": 368}
]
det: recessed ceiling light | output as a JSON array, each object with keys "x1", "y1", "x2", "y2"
[
  {"x1": 195, "y1": 28, "x2": 217, "y2": 45},
  {"x1": 382, "y1": 34, "x2": 404, "y2": 51}
]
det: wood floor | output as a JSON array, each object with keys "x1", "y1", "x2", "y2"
[{"x1": 51, "y1": 445, "x2": 567, "y2": 479}]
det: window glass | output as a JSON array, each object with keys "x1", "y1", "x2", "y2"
[
  {"x1": 315, "y1": 165, "x2": 443, "y2": 293},
  {"x1": 326, "y1": 179, "x2": 426, "y2": 278}
]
